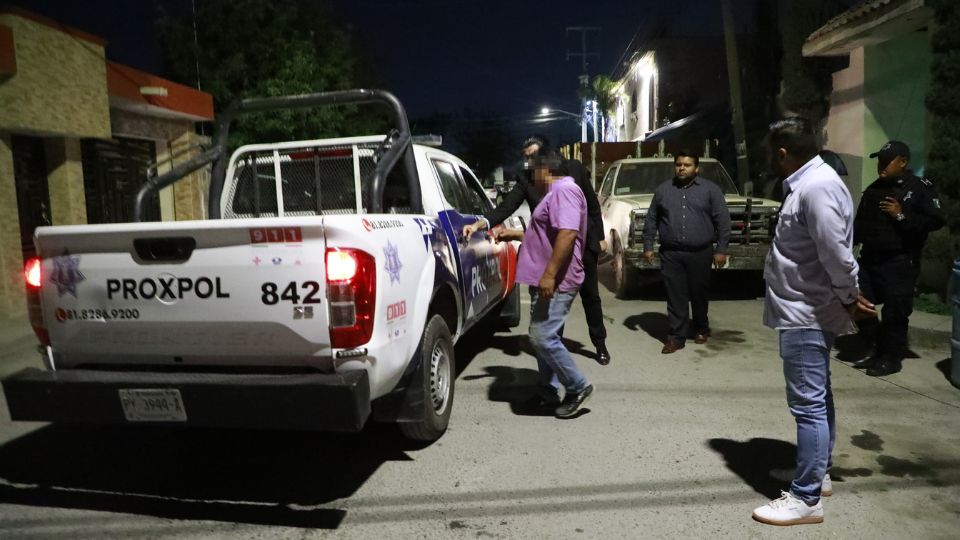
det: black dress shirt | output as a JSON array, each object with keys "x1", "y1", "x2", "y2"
[{"x1": 642, "y1": 176, "x2": 731, "y2": 253}]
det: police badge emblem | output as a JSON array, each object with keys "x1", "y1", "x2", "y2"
[
  {"x1": 51, "y1": 250, "x2": 85, "y2": 298},
  {"x1": 384, "y1": 241, "x2": 402, "y2": 284}
]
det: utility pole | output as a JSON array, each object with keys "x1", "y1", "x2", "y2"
[
  {"x1": 566, "y1": 27, "x2": 600, "y2": 75},
  {"x1": 721, "y1": 0, "x2": 751, "y2": 192},
  {"x1": 567, "y1": 26, "x2": 600, "y2": 186}
]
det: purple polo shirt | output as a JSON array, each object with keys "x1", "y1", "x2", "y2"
[{"x1": 516, "y1": 176, "x2": 588, "y2": 292}]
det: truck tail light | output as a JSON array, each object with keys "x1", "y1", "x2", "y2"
[
  {"x1": 23, "y1": 257, "x2": 49, "y2": 346},
  {"x1": 24, "y1": 257, "x2": 41, "y2": 288},
  {"x1": 326, "y1": 248, "x2": 376, "y2": 348}
]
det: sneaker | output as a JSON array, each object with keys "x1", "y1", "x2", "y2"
[
  {"x1": 821, "y1": 474, "x2": 833, "y2": 497},
  {"x1": 752, "y1": 491, "x2": 824, "y2": 526},
  {"x1": 555, "y1": 384, "x2": 593, "y2": 418}
]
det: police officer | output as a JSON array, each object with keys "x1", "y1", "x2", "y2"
[
  {"x1": 852, "y1": 141, "x2": 945, "y2": 376},
  {"x1": 462, "y1": 136, "x2": 611, "y2": 365}
]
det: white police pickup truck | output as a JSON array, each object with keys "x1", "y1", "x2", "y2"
[{"x1": 4, "y1": 90, "x2": 521, "y2": 442}]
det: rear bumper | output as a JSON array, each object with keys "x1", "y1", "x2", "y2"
[{"x1": 2, "y1": 367, "x2": 370, "y2": 432}]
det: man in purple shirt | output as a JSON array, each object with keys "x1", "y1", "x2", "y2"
[{"x1": 497, "y1": 154, "x2": 593, "y2": 418}]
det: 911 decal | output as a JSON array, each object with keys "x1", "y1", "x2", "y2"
[{"x1": 261, "y1": 281, "x2": 323, "y2": 305}]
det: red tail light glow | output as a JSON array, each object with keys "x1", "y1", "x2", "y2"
[
  {"x1": 326, "y1": 248, "x2": 376, "y2": 348},
  {"x1": 24, "y1": 257, "x2": 41, "y2": 288},
  {"x1": 326, "y1": 250, "x2": 358, "y2": 281},
  {"x1": 23, "y1": 257, "x2": 49, "y2": 345}
]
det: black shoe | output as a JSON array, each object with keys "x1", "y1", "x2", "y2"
[
  {"x1": 866, "y1": 358, "x2": 902, "y2": 377},
  {"x1": 594, "y1": 341, "x2": 611, "y2": 366},
  {"x1": 852, "y1": 355, "x2": 882, "y2": 369},
  {"x1": 555, "y1": 384, "x2": 593, "y2": 418}
]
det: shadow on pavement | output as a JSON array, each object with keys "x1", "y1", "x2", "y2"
[
  {"x1": 708, "y1": 437, "x2": 796, "y2": 499},
  {"x1": 463, "y1": 366, "x2": 552, "y2": 416},
  {"x1": 624, "y1": 312, "x2": 669, "y2": 343},
  {"x1": 935, "y1": 358, "x2": 959, "y2": 388},
  {"x1": 0, "y1": 422, "x2": 422, "y2": 528}
]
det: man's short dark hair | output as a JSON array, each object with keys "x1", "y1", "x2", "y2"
[
  {"x1": 768, "y1": 117, "x2": 819, "y2": 160},
  {"x1": 529, "y1": 152, "x2": 565, "y2": 176},
  {"x1": 522, "y1": 135, "x2": 549, "y2": 153},
  {"x1": 674, "y1": 150, "x2": 699, "y2": 167}
]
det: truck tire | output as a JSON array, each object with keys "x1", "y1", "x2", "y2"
[
  {"x1": 613, "y1": 234, "x2": 640, "y2": 299},
  {"x1": 399, "y1": 315, "x2": 455, "y2": 441},
  {"x1": 498, "y1": 284, "x2": 522, "y2": 328}
]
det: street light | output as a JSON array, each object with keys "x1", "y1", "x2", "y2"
[
  {"x1": 540, "y1": 107, "x2": 580, "y2": 118},
  {"x1": 539, "y1": 107, "x2": 586, "y2": 142}
]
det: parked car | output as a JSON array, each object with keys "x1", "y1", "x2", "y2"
[{"x1": 598, "y1": 157, "x2": 780, "y2": 297}]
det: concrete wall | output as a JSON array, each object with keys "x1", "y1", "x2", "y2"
[
  {"x1": 863, "y1": 30, "x2": 931, "y2": 190},
  {"x1": 823, "y1": 48, "x2": 866, "y2": 204},
  {"x1": 0, "y1": 14, "x2": 110, "y2": 138}
]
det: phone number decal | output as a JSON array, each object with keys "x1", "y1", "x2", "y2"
[{"x1": 55, "y1": 308, "x2": 141, "y2": 322}]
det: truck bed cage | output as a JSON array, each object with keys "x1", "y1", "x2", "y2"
[{"x1": 133, "y1": 89, "x2": 421, "y2": 221}]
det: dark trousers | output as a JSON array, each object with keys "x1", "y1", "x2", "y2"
[
  {"x1": 580, "y1": 247, "x2": 607, "y2": 344},
  {"x1": 857, "y1": 254, "x2": 919, "y2": 360},
  {"x1": 660, "y1": 248, "x2": 713, "y2": 343}
]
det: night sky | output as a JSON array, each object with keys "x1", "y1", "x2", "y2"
[{"x1": 9, "y1": 0, "x2": 857, "y2": 145}]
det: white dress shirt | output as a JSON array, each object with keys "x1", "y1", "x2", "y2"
[{"x1": 763, "y1": 155, "x2": 860, "y2": 334}]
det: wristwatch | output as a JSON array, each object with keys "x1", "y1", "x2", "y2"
[{"x1": 895, "y1": 213, "x2": 905, "y2": 222}]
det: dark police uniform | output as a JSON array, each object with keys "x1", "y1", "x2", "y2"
[
  {"x1": 483, "y1": 158, "x2": 610, "y2": 361},
  {"x1": 853, "y1": 171, "x2": 945, "y2": 372},
  {"x1": 642, "y1": 176, "x2": 731, "y2": 348}
]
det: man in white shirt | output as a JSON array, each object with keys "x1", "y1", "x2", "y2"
[{"x1": 752, "y1": 117, "x2": 876, "y2": 526}]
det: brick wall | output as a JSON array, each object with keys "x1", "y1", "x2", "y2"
[
  {"x1": 0, "y1": 14, "x2": 110, "y2": 138},
  {"x1": 0, "y1": 134, "x2": 25, "y2": 320},
  {"x1": 45, "y1": 137, "x2": 87, "y2": 225}
]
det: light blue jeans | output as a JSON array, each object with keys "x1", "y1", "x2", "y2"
[
  {"x1": 780, "y1": 328, "x2": 836, "y2": 504},
  {"x1": 529, "y1": 287, "x2": 589, "y2": 398}
]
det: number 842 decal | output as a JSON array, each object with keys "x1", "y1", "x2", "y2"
[{"x1": 261, "y1": 281, "x2": 322, "y2": 305}]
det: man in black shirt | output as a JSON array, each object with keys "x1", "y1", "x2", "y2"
[
  {"x1": 462, "y1": 136, "x2": 610, "y2": 365},
  {"x1": 852, "y1": 141, "x2": 945, "y2": 376},
  {"x1": 642, "y1": 151, "x2": 731, "y2": 354}
]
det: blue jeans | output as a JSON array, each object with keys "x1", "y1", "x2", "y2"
[
  {"x1": 529, "y1": 287, "x2": 588, "y2": 397},
  {"x1": 779, "y1": 328, "x2": 836, "y2": 504}
]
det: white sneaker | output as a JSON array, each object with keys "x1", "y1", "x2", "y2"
[
  {"x1": 821, "y1": 473, "x2": 833, "y2": 497},
  {"x1": 752, "y1": 491, "x2": 824, "y2": 526}
]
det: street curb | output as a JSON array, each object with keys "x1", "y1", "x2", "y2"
[{"x1": 909, "y1": 311, "x2": 952, "y2": 349}]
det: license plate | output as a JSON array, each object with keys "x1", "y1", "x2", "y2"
[{"x1": 119, "y1": 389, "x2": 187, "y2": 422}]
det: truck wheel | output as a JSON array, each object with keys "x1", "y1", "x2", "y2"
[
  {"x1": 399, "y1": 315, "x2": 455, "y2": 441},
  {"x1": 498, "y1": 284, "x2": 521, "y2": 328},
  {"x1": 613, "y1": 235, "x2": 640, "y2": 299}
]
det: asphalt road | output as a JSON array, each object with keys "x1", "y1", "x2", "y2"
[{"x1": 0, "y1": 267, "x2": 957, "y2": 539}]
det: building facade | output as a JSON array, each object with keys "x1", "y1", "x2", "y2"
[
  {"x1": 804, "y1": 0, "x2": 934, "y2": 199},
  {"x1": 0, "y1": 7, "x2": 213, "y2": 320}
]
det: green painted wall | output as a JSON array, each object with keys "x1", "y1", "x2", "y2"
[{"x1": 862, "y1": 31, "x2": 931, "y2": 192}]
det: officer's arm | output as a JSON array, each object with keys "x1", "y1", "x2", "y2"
[
  {"x1": 899, "y1": 181, "x2": 946, "y2": 234},
  {"x1": 483, "y1": 176, "x2": 527, "y2": 229}
]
